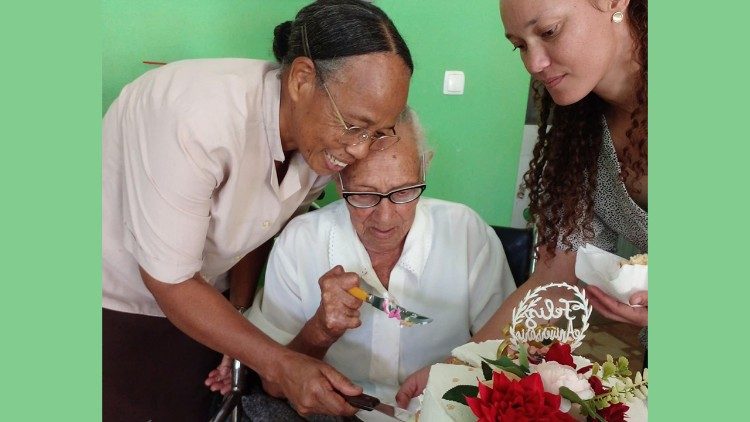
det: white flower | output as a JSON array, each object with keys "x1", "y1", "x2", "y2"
[
  {"x1": 572, "y1": 355, "x2": 592, "y2": 371},
  {"x1": 534, "y1": 361, "x2": 595, "y2": 412}
]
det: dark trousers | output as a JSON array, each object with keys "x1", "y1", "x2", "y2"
[{"x1": 103, "y1": 308, "x2": 223, "y2": 422}]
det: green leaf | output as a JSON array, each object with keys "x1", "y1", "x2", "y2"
[
  {"x1": 482, "y1": 355, "x2": 515, "y2": 367},
  {"x1": 481, "y1": 357, "x2": 527, "y2": 378},
  {"x1": 602, "y1": 361, "x2": 616, "y2": 379},
  {"x1": 442, "y1": 385, "x2": 479, "y2": 405},
  {"x1": 617, "y1": 356, "x2": 629, "y2": 369},
  {"x1": 558, "y1": 387, "x2": 583, "y2": 404},
  {"x1": 559, "y1": 387, "x2": 605, "y2": 422},
  {"x1": 481, "y1": 361, "x2": 493, "y2": 381},
  {"x1": 482, "y1": 355, "x2": 530, "y2": 377},
  {"x1": 518, "y1": 343, "x2": 529, "y2": 368}
]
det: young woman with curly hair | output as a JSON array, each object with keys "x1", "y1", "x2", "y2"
[{"x1": 476, "y1": 0, "x2": 648, "y2": 340}]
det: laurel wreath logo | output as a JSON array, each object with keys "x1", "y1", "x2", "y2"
[{"x1": 509, "y1": 282, "x2": 592, "y2": 350}]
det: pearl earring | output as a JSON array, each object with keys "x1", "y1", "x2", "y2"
[{"x1": 612, "y1": 11, "x2": 624, "y2": 23}]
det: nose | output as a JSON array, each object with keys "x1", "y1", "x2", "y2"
[
  {"x1": 344, "y1": 141, "x2": 371, "y2": 161},
  {"x1": 372, "y1": 196, "x2": 397, "y2": 220},
  {"x1": 523, "y1": 44, "x2": 551, "y2": 76}
]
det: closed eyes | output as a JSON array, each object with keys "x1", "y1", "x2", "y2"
[{"x1": 541, "y1": 23, "x2": 560, "y2": 38}]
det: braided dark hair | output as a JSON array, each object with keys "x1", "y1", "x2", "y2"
[{"x1": 272, "y1": 0, "x2": 413, "y2": 79}]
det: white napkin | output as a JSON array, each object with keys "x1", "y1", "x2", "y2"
[{"x1": 575, "y1": 244, "x2": 647, "y2": 304}]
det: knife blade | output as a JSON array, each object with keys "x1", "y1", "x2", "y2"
[
  {"x1": 348, "y1": 286, "x2": 433, "y2": 327},
  {"x1": 372, "y1": 401, "x2": 414, "y2": 421},
  {"x1": 342, "y1": 393, "x2": 414, "y2": 421}
]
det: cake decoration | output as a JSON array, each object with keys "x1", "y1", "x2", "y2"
[
  {"x1": 509, "y1": 282, "x2": 591, "y2": 351},
  {"x1": 412, "y1": 282, "x2": 648, "y2": 422}
]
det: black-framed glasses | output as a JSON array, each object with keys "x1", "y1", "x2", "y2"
[
  {"x1": 338, "y1": 173, "x2": 426, "y2": 208},
  {"x1": 301, "y1": 25, "x2": 401, "y2": 152}
]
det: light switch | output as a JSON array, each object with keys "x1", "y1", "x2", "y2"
[{"x1": 443, "y1": 70, "x2": 464, "y2": 95}]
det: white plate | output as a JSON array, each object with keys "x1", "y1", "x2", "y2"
[{"x1": 575, "y1": 244, "x2": 647, "y2": 304}]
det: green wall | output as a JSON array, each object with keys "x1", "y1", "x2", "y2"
[{"x1": 103, "y1": 0, "x2": 530, "y2": 226}]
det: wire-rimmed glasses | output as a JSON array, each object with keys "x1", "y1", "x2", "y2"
[{"x1": 301, "y1": 25, "x2": 400, "y2": 152}]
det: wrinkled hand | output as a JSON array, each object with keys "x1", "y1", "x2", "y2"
[
  {"x1": 313, "y1": 265, "x2": 363, "y2": 344},
  {"x1": 261, "y1": 350, "x2": 362, "y2": 417},
  {"x1": 204, "y1": 354, "x2": 233, "y2": 395},
  {"x1": 585, "y1": 285, "x2": 648, "y2": 327},
  {"x1": 396, "y1": 365, "x2": 431, "y2": 409}
]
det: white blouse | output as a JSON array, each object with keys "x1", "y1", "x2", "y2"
[{"x1": 248, "y1": 198, "x2": 516, "y2": 403}]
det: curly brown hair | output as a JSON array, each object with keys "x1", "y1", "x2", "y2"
[{"x1": 521, "y1": 0, "x2": 648, "y2": 254}]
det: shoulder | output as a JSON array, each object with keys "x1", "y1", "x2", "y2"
[
  {"x1": 275, "y1": 200, "x2": 346, "y2": 248},
  {"x1": 131, "y1": 58, "x2": 274, "y2": 89},
  {"x1": 120, "y1": 59, "x2": 277, "y2": 117},
  {"x1": 114, "y1": 59, "x2": 281, "y2": 160},
  {"x1": 421, "y1": 198, "x2": 489, "y2": 229}
]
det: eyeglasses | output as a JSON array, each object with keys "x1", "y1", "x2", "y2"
[
  {"x1": 338, "y1": 173, "x2": 426, "y2": 208},
  {"x1": 301, "y1": 25, "x2": 401, "y2": 152}
]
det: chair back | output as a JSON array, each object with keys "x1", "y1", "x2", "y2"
[{"x1": 491, "y1": 226, "x2": 535, "y2": 287}]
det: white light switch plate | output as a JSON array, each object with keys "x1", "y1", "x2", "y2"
[{"x1": 443, "y1": 70, "x2": 464, "y2": 95}]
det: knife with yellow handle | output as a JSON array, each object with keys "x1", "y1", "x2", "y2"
[{"x1": 348, "y1": 286, "x2": 433, "y2": 327}]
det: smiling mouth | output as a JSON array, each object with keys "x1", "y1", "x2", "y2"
[
  {"x1": 544, "y1": 75, "x2": 565, "y2": 88},
  {"x1": 325, "y1": 150, "x2": 349, "y2": 170}
]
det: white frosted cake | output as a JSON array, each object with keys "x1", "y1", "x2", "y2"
[
  {"x1": 408, "y1": 283, "x2": 648, "y2": 421},
  {"x1": 417, "y1": 363, "x2": 483, "y2": 421},
  {"x1": 412, "y1": 341, "x2": 648, "y2": 422}
]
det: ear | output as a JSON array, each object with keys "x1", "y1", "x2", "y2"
[
  {"x1": 286, "y1": 56, "x2": 318, "y2": 103},
  {"x1": 607, "y1": 0, "x2": 630, "y2": 12}
]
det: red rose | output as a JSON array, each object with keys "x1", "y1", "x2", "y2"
[
  {"x1": 594, "y1": 402, "x2": 629, "y2": 422},
  {"x1": 588, "y1": 376, "x2": 608, "y2": 395},
  {"x1": 545, "y1": 342, "x2": 575, "y2": 368},
  {"x1": 577, "y1": 365, "x2": 593, "y2": 375},
  {"x1": 465, "y1": 372, "x2": 576, "y2": 421}
]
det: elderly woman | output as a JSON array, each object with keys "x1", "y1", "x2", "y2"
[
  {"x1": 102, "y1": 1, "x2": 413, "y2": 419},
  {"x1": 217, "y1": 110, "x2": 517, "y2": 413}
]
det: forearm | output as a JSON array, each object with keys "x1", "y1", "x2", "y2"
[
  {"x1": 228, "y1": 239, "x2": 273, "y2": 309},
  {"x1": 283, "y1": 265, "x2": 362, "y2": 361},
  {"x1": 287, "y1": 318, "x2": 337, "y2": 360},
  {"x1": 472, "y1": 247, "x2": 578, "y2": 342},
  {"x1": 472, "y1": 273, "x2": 547, "y2": 341},
  {"x1": 142, "y1": 269, "x2": 292, "y2": 384}
]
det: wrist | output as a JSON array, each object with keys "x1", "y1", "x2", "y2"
[
  {"x1": 252, "y1": 341, "x2": 294, "y2": 386},
  {"x1": 310, "y1": 317, "x2": 338, "y2": 348}
]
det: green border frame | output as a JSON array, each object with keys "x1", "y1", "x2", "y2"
[
  {"x1": 3, "y1": 0, "x2": 101, "y2": 419},
  {"x1": 4, "y1": 0, "x2": 742, "y2": 419},
  {"x1": 649, "y1": 2, "x2": 744, "y2": 420}
]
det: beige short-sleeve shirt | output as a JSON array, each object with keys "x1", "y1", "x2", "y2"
[{"x1": 102, "y1": 59, "x2": 328, "y2": 317}]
